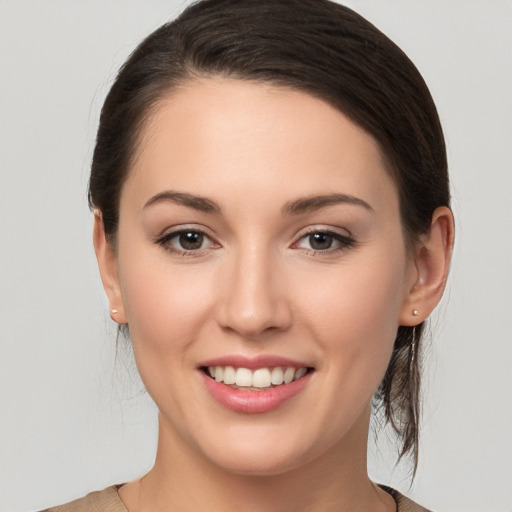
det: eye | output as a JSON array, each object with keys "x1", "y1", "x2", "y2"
[
  {"x1": 156, "y1": 229, "x2": 217, "y2": 255},
  {"x1": 175, "y1": 231, "x2": 206, "y2": 250},
  {"x1": 295, "y1": 230, "x2": 354, "y2": 253}
]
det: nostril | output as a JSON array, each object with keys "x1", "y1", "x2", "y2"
[{"x1": 215, "y1": 273, "x2": 293, "y2": 338}]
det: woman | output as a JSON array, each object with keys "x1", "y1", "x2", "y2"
[{"x1": 44, "y1": 0, "x2": 454, "y2": 510}]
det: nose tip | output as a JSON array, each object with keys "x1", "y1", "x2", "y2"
[
  {"x1": 216, "y1": 261, "x2": 292, "y2": 339},
  {"x1": 222, "y1": 297, "x2": 291, "y2": 338}
]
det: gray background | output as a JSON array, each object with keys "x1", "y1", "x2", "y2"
[{"x1": 1, "y1": 1, "x2": 511, "y2": 511}]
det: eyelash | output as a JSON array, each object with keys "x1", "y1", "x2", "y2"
[
  {"x1": 155, "y1": 228, "x2": 355, "y2": 256},
  {"x1": 293, "y1": 229, "x2": 355, "y2": 255},
  {"x1": 155, "y1": 229, "x2": 218, "y2": 256}
]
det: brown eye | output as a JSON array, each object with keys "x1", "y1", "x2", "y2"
[
  {"x1": 157, "y1": 229, "x2": 216, "y2": 255},
  {"x1": 308, "y1": 232, "x2": 333, "y2": 250},
  {"x1": 178, "y1": 231, "x2": 204, "y2": 250},
  {"x1": 295, "y1": 230, "x2": 355, "y2": 253}
]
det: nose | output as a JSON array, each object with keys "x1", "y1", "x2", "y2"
[{"x1": 215, "y1": 246, "x2": 292, "y2": 339}]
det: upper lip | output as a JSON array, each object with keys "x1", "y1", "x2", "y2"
[{"x1": 199, "y1": 355, "x2": 313, "y2": 370}]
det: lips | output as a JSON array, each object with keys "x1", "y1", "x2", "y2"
[{"x1": 199, "y1": 356, "x2": 314, "y2": 413}]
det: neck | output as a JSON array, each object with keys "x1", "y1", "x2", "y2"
[{"x1": 129, "y1": 409, "x2": 395, "y2": 512}]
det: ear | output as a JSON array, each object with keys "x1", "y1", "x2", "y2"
[
  {"x1": 93, "y1": 210, "x2": 127, "y2": 324},
  {"x1": 399, "y1": 206, "x2": 455, "y2": 326}
]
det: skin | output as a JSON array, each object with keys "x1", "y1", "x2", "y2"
[{"x1": 94, "y1": 78, "x2": 454, "y2": 512}]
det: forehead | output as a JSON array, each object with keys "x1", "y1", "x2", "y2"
[{"x1": 123, "y1": 78, "x2": 399, "y2": 217}]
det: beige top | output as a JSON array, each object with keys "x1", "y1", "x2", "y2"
[{"x1": 41, "y1": 484, "x2": 431, "y2": 512}]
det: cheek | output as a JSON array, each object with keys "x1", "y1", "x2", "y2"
[
  {"x1": 116, "y1": 254, "x2": 219, "y2": 422},
  {"x1": 297, "y1": 251, "x2": 408, "y2": 371},
  {"x1": 117, "y1": 244, "x2": 216, "y2": 361}
]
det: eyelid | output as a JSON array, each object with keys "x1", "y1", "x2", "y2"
[
  {"x1": 155, "y1": 225, "x2": 220, "y2": 255},
  {"x1": 154, "y1": 222, "x2": 214, "y2": 239},
  {"x1": 291, "y1": 226, "x2": 356, "y2": 253},
  {"x1": 292, "y1": 224, "x2": 353, "y2": 242}
]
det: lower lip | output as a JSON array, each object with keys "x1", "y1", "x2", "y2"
[{"x1": 201, "y1": 371, "x2": 312, "y2": 414}]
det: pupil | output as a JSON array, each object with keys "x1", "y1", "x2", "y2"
[
  {"x1": 179, "y1": 232, "x2": 203, "y2": 250},
  {"x1": 310, "y1": 233, "x2": 332, "y2": 250}
]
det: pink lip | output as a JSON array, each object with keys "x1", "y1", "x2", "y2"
[
  {"x1": 200, "y1": 354, "x2": 310, "y2": 370},
  {"x1": 200, "y1": 369, "x2": 313, "y2": 414}
]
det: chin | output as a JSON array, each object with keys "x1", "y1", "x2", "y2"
[
  {"x1": 191, "y1": 422, "x2": 334, "y2": 478},
  {"x1": 206, "y1": 444, "x2": 312, "y2": 477}
]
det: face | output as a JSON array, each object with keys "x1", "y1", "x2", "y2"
[{"x1": 101, "y1": 78, "x2": 420, "y2": 476}]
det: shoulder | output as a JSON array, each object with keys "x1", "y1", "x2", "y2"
[
  {"x1": 39, "y1": 483, "x2": 431, "y2": 512},
  {"x1": 381, "y1": 485, "x2": 433, "y2": 512},
  {"x1": 39, "y1": 485, "x2": 127, "y2": 512}
]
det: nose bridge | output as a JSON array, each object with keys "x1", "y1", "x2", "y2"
[{"x1": 217, "y1": 241, "x2": 291, "y2": 337}]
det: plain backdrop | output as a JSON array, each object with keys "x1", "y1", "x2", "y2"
[{"x1": 0, "y1": 1, "x2": 511, "y2": 511}]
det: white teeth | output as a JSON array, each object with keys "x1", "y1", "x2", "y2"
[
  {"x1": 223, "y1": 366, "x2": 236, "y2": 385},
  {"x1": 214, "y1": 367, "x2": 224, "y2": 382},
  {"x1": 294, "y1": 367, "x2": 307, "y2": 381},
  {"x1": 252, "y1": 368, "x2": 271, "y2": 388},
  {"x1": 235, "y1": 367, "x2": 253, "y2": 387},
  {"x1": 283, "y1": 367, "x2": 295, "y2": 384},
  {"x1": 271, "y1": 367, "x2": 284, "y2": 385},
  {"x1": 206, "y1": 365, "x2": 308, "y2": 388}
]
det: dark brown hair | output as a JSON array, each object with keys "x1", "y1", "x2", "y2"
[{"x1": 89, "y1": 0, "x2": 450, "y2": 473}]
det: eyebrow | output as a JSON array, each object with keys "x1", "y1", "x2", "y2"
[
  {"x1": 143, "y1": 190, "x2": 222, "y2": 214},
  {"x1": 282, "y1": 193, "x2": 374, "y2": 215},
  {"x1": 143, "y1": 190, "x2": 373, "y2": 216}
]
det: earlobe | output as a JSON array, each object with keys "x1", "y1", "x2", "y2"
[
  {"x1": 400, "y1": 206, "x2": 454, "y2": 326},
  {"x1": 93, "y1": 210, "x2": 127, "y2": 324}
]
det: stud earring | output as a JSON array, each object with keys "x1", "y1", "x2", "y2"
[
  {"x1": 111, "y1": 309, "x2": 118, "y2": 314},
  {"x1": 412, "y1": 309, "x2": 419, "y2": 317}
]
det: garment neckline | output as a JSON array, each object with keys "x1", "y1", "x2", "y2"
[{"x1": 114, "y1": 483, "x2": 402, "y2": 512}]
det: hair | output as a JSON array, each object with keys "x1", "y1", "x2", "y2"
[{"x1": 89, "y1": 0, "x2": 450, "y2": 474}]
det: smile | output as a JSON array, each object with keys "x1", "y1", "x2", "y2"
[
  {"x1": 200, "y1": 360, "x2": 314, "y2": 414},
  {"x1": 205, "y1": 366, "x2": 310, "y2": 389}
]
